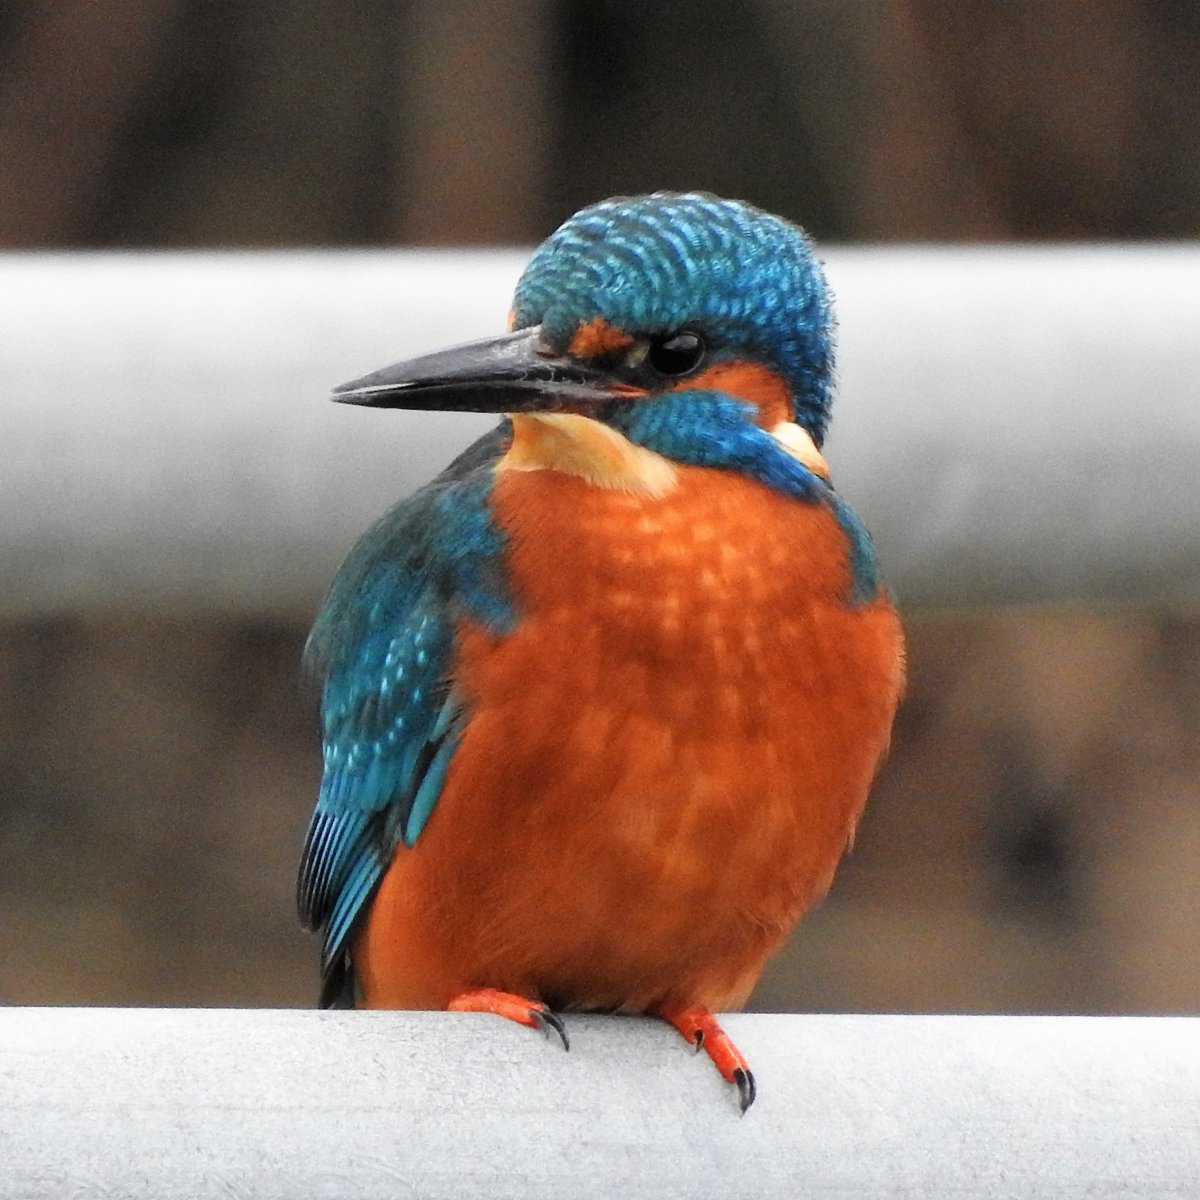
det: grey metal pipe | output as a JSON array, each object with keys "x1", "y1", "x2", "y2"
[
  {"x1": 3, "y1": 246, "x2": 1199, "y2": 619},
  {"x1": 2, "y1": 1008, "x2": 1198, "y2": 1198}
]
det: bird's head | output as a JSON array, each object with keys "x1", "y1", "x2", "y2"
[{"x1": 336, "y1": 192, "x2": 836, "y2": 485}]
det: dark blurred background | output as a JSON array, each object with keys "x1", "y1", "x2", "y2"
[{"x1": 1, "y1": 1, "x2": 1198, "y2": 1012}]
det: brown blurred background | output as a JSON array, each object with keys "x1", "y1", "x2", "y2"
[{"x1": 1, "y1": 1, "x2": 1198, "y2": 1013}]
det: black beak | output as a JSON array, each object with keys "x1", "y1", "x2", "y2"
[{"x1": 332, "y1": 326, "x2": 632, "y2": 413}]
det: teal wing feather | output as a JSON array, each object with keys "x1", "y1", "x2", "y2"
[{"x1": 297, "y1": 425, "x2": 513, "y2": 1005}]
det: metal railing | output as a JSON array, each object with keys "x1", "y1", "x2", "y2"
[
  {"x1": 4, "y1": 1007, "x2": 1199, "y2": 1198},
  {"x1": 4, "y1": 245, "x2": 1199, "y2": 619}
]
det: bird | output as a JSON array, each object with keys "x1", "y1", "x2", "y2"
[{"x1": 297, "y1": 191, "x2": 904, "y2": 1113}]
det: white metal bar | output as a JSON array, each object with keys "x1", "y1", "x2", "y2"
[
  {"x1": 3, "y1": 246, "x2": 1199, "y2": 618},
  {"x1": 2, "y1": 1009, "x2": 1198, "y2": 1198}
]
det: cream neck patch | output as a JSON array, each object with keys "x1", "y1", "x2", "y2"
[
  {"x1": 770, "y1": 421, "x2": 830, "y2": 479},
  {"x1": 498, "y1": 413, "x2": 679, "y2": 498}
]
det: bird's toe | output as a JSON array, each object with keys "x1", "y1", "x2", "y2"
[
  {"x1": 656, "y1": 1003, "x2": 756, "y2": 1113},
  {"x1": 448, "y1": 987, "x2": 569, "y2": 1052}
]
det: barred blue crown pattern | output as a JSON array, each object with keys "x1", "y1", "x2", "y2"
[{"x1": 512, "y1": 192, "x2": 835, "y2": 443}]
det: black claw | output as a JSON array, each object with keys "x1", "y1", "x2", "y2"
[
  {"x1": 534, "y1": 1007, "x2": 570, "y2": 1052},
  {"x1": 733, "y1": 1067, "x2": 757, "y2": 1114},
  {"x1": 693, "y1": 1028, "x2": 705, "y2": 1055}
]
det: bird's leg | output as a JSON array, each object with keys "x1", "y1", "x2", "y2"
[
  {"x1": 447, "y1": 987, "x2": 569, "y2": 1051},
  {"x1": 656, "y1": 1003, "x2": 756, "y2": 1113}
]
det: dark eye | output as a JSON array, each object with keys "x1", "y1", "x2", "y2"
[{"x1": 646, "y1": 330, "x2": 706, "y2": 377}]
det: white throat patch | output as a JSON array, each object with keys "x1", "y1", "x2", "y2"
[{"x1": 498, "y1": 413, "x2": 679, "y2": 498}]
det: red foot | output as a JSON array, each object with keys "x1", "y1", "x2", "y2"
[
  {"x1": 447, "y1": 987, "x2": 569, "y2": 1051},
  {"x1": 657, "y1": 1003, "x2": 756, "y2": 1113}
]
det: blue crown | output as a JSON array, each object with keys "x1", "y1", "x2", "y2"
[{"x1": 512, "y1": 192, "x2": 835, "y2": 442}]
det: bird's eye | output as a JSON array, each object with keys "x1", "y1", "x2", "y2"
[{"x1": 646, "y1": 330, "x2": 706, "y2": 377}]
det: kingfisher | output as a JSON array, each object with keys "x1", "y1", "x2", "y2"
[{"x1": 298, "y1": 192, "x2": 904, "y2": 1112}]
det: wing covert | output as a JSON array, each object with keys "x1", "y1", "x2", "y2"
[{"x1": 296, "y1": 426, "x2": 513, "y2": 995}]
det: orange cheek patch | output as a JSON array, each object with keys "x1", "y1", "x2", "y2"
[
  {"x1": 677, "y1": 361, "x2": 793, "y2": 428},
  {"x1": 570, "y1": 317, "x2": 635, "y2": 359}
]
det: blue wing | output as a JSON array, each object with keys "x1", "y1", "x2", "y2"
[{"x1": 297, "y1": 425, "x2": 514, "y2": 1005}]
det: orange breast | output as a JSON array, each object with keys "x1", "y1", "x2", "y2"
[{"x1": 356, "y1": 465, "x2": 904, "y2": 1013}]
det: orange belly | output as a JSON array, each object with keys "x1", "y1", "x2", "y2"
[{"x1": 356, "y1": 465, "x2": 904, "y2": 1012}]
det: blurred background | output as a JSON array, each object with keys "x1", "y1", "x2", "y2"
[{"x1": 1, "y1": 1, "x2": 1198, "y2": 1013}]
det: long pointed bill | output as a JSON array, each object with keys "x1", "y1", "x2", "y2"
[{"x1": 332, "y1": 326, "x2": 634, "y2": 413}]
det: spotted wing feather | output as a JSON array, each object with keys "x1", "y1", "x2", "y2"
[{"x1": 297, "y1": 426, "x2": 512, "y2": 1003}]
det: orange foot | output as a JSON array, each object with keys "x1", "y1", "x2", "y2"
[
  {"x1": 447, "y1": 987, "x2": 569, "y2": 1051},
  {"x1": 657, "y1": 1004, "x2": 756, "y2": 1113}
]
